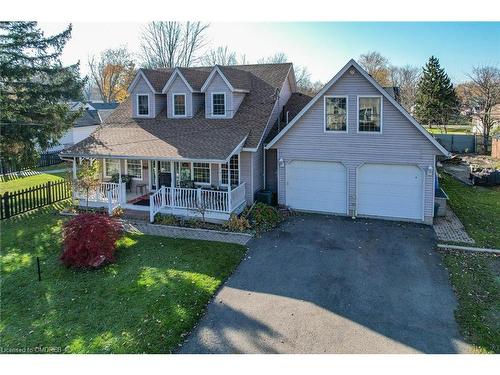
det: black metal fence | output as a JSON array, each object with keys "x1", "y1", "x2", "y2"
[
  {"x1": 0, "y1": 152, "x2": 63, "y2": 175},
  {"x1": 0, "y1": 180, "x2": 71, "y2": 220}
]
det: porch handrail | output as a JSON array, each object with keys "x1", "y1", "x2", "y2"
[
  {"x1": 148, "y1": 184, "x2": 246, "y2": 222},
  {"x1": 75, "y1": 182, "x2": 121, "y2": 203},
  {"x1": 149, "y1": 186, "x2": 165, "y2": 222},
  {"x1": 230, "y1": 182, "x2": 246, "y2": 210}
]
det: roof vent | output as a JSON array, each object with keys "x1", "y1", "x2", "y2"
[{"x1": 349, "y1": 68, "x2": 355, "y2": 75}]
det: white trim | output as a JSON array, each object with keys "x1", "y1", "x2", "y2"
[
  {"x1": 172, "y1": 93, "x2": 187, "y2": 117},
  {"x1": 136, "y1": 93, "x2": 151, "y2": 117},
  {"x1": 192, "y1": 162, "x2": 212, "y2": 186},
  {"x1": 265, "y1": 59, "x2": 449, "y2": 156},
  {"x1": 219, "y1": 154, "x2": 240, "y2": 187},
  {"x1": 355, "y1": 162, "x2": 425, "y2": 222},
  {"x1": 128, "y1": 70, "x2": 157, "y2": 94},
  {"x1": 323, "y1": 95, "x2": 349, "y2": 133},
  {"x1": 356, "y1": 95, "x2": 383, "y2": 134},
  {"x1": 103, "y1": 158, "x2": 120, "y2": 178},
  {"x1": 125, "y1": 159, "x2": 144, "y2": 181},
  {"x1": 211, "y1": 92, "x2": 227, "y2": 117},
  {"x1": 161, "y1": 68, "x2": 195, "y2": 93},
  {"x1": 284, "y1": 159, "x2": 348, "y2": 215},
  {"x1": 200, "y1": 66, "x2": 250, "y2": 93}
]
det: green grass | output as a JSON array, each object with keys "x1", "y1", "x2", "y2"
[
  {"x1": 426, "y1": 127, "x2": 471, "y2": 135},
  {"x1": 0, "y1": 170, "x2": 68, "y2": 194},
  {"x1": 440, "y1": 174, "x2": 500, "y2": 249},
  {"x1": 0, "y1": 204, "x2": 246, "y2": 353},
  {"x1": 439, "y1": 174, "x2": 500, "y2": 353}
]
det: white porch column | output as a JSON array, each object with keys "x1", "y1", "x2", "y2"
[
  {"x1": 170, "y1": 161, "x2": 174, "y2": 188},
  {"x1": 72, "y1": 158, "x2": 77, "y2": 179},
  {"x1": 227, "y1": 164, "x2": 232, "y2": 212}
]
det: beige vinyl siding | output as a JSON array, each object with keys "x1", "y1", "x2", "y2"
[
  {"x1": 167, "y1": 76, "x2": 193, "y2": 118},
  {"x1": 210, "y1": 163, "x2": 219, "y2": 187},
  {"x1": 131, "y1": 77, "x2": 155, "y2": 118},
  {"x1": 239, "y1": 151, "x2": 253, "y2": 204},
  {"x1": 273, "y1": 69, "x2": 440, "y2": 223}
]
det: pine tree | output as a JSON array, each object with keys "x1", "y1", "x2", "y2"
[
  {"x1": 0, "y1": 22, "x2": 85, "y2": 166},
  {"x1": 414, "y1": 56, "x2": 459, "y2": 128}
]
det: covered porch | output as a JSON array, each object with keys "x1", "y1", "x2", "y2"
[{"x1": 70, "y1": 154, "x2": 246, "y2": 222}]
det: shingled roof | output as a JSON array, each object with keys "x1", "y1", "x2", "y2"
[{"x1": 61, "y1": 63, "x2": 293, "y2": 161}]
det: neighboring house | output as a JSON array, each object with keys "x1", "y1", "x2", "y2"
[
  {"x1": 61, "y1": 59, "x2": 448, "y2": 225},
  {"x1": 265, "y1": 59, "x2": 449, "y2": 225},
  {"x1": 472, "y1": 103, "x2": 500, "y2": 135},
  {"x1": 48, "y1": 101, "x2": 118, "y2": 152},
  {"x1": 61, "y1": 63, "x2": 296, "y2": 221}
]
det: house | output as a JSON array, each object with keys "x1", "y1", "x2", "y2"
[
  {"x1": 265, "y1": 59, "x2": 449, "y2": 225},
  {"x1": 60, "y1": 63, "x2": 296, "y2": 221},
  {"x1": 60, "y1": 59, "x2": 448, "y2": 225},
  {"x1": 48, "y1": 101, "x2": 118, "y2": 152}
]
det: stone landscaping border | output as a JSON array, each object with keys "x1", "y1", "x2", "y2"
[
  {"x1": 437, "y1": 243, "x2": 500, "y2": 255},
  {"x1": 123, "y1": 220, "x2": 253, "y2": 245}
]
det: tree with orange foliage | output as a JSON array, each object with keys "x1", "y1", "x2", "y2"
[{"x1": 88, "y1": 47, "x2": 135, "y2": 103}]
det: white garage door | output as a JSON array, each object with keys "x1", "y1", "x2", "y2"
[
  {"x1": 286, "y1": 160, "x2": 347, "y2": 214},
  {"x1": 357, "y1": 164, "x2": 423, "y2": 220}
]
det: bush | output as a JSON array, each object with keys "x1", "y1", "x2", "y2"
[
  {"x1": 111, "y1": 206, "x2": 124, "y2": 218},
  {"x1": 61, "y1": 213, "x2": 123, "y2": 268},
  {"x1": 249, "y1": 203, "x2": 282, "y2": 231},
  {"x1": 224, "y1": 214, "x2": 251, "y2": 232},
  {"x1": 154, "y1": 213, "x2": 178, "y2": 226}
]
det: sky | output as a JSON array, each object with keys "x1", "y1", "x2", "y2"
[{"x1": 39, "y1": 22, "x2": 500, "y2": 84}]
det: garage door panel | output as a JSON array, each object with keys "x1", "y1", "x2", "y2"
[
  {"x1": 357, "y1": 164, "x2": 423, "y2": 220},
  {"x1": 286, "y1": 161, "x2": 346, "y2": 214}
]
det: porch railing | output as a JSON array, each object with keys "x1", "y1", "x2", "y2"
[
  {"x1": 74, "y1": 182, "x2": 125, "y2": 206},
  {"x1": 148, "y1": 183, "x2": 247, "y2": 222}
]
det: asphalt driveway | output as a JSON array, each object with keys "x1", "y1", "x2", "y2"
[{"x1": 180, "y1": 214, "x2": 470, "y2": 353}]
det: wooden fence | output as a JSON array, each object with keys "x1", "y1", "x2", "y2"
[
  {"x1": 0, "y1": 152, "x2": 63, "y2": 175},
  {"x1": 0, "y1": 180, "x2": 71, "y2": 220}
]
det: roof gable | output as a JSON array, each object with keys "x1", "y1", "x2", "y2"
[
  {"x1": 200, "y1": 66, "x2": 250, "y2": 93},
  {"x1": 265, "y1": 59, "x2": 449, "y2": 156},
  {"x1": 161, "y1": 68, "x2": 195, "y2": 93},
  {"x1": 128, "y1": 70, "x2": 158, "y2": 94}
]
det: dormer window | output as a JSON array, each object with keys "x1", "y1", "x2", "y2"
[
  {"x1": 137, "y1": 94, "x2": 149, "y2": 116},
  {"x1": 173, "y1": 93, "x2": 186, "y2": 117},
  {"x1": 212, "y1": 93, "x2": 226, "y2": 116}
]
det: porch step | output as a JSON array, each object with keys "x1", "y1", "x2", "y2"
[{"x1": 122, "y1": 209, "x2": 150, "y2": 222}]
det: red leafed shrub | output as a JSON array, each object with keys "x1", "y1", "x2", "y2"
[{"x1": 61, "y1": 213, "x2": 123, "y2": 268}]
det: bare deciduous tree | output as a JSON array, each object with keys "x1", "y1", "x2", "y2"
[
  {"x1": 140, "y1": 21, "x2": 209, "y2": 68},
  {"x1": 389, "y1": 65, "x2": 421, "y2": 112},
  {"x1": 257, "y1": 52, "x2": 288, "y2": 64},
  {"x1": 201, "y1": 46, "x2": 238, "y2": 66},
  {"x1": 88, "y1": 47, "x2": 135, "y2": 103},
  {"x1": 467, "y1": 65, "x2": 500, "y2": 152},
  {"x1": 358, "y1": 51, "x2": 391, "y2": 86}
]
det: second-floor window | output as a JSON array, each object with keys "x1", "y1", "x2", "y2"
[
  {"x1": 358, "y1": 96, "x2": 382, "y2": 132},
  {"x1": 325, "y1": 96, "x2": 347, "y2": 132},
  {"x1": 173, "y1": 94, "x2": 186, "y2": 116},
  {"x1": 137, "y1": 94, "x2": 149, "y2": 116},
  {"x1": 212, "y1": 93, "x2": 226, "y2": 116}
]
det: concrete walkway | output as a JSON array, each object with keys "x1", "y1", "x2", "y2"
[{"x1": 180, "y1": 214, "x2": 470, "y2": 354}]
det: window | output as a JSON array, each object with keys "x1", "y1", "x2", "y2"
[
  {"x1": 193, "y1": 163, "x2": 210, "y2": 184},
  {"x1": 159, "y1": 161, "x2": 170, "y2": 173},
  {"x1": 220, "y1": 155, "x2": 239, "y2": 186},
  {"x1": 104, "y1": 159, "x2": 120, "y2": 178},
  {"x1": 212, "y1": 93, "x2": 226, "y2": 116},
  {"x1": 126, "y1": 160, "x2": 143, "y2": 180},
  {"x1": 137, "y1": 94, "x2": 149, "y2": 116},
  {"x1": 325, "y1": 96, "x2": 347, "y2": 132},
  {"x1": 358, "y1": 96, "x2": 382, "y2": 132},
  {"x1": 173, "y1": 94, "x2": 186, "y2": 116}
]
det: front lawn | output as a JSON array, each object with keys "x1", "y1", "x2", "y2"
[
  {"x1": 0, "y1": 170, "x2": 68, "y2": 194},
  {"x1": 0, "y1": 205, "x2": 246, "y2": 353},
  {"x1": 439, "y1": 174, "x2": 500, "y2": 353}
]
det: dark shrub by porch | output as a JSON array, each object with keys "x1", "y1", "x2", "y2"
[{"x1": 61, "y1": 213, "x2": 123, "y2": 268}]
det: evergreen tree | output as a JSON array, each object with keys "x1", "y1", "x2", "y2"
[
  {"x1": 0, "y1": 22, "x2": 85, "y2": 166},
  {"x1": 414, "y1": 56, "x2": 459, "y2": 127}
]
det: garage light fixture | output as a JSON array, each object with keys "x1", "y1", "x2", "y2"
[{"x1": 279, "y1": 158, "x2": 285, "y2": 167}]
